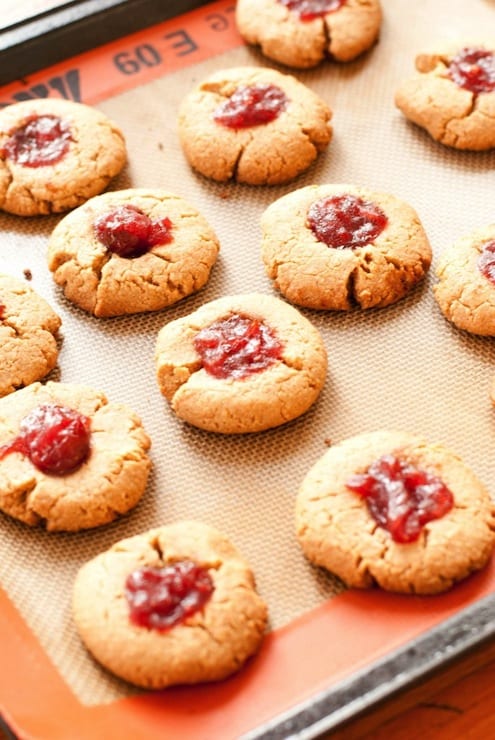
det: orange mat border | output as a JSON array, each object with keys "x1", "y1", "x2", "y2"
[
  {"x1": 1, "y1": 560, "x2": 494, "y2": 739},
  {"x1": 0, "y1": 1, "x2": 243, "y2": 106}
]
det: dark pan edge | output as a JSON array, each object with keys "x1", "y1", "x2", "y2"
[{"x1": 0, "y1": 0, "x2": 212, "y2": 86}]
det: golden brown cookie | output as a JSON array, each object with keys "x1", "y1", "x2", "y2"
[
  {"x1": 0, "y1": 381, "x2": 151, "y2": 531},
  {"x1": 0, "y1": 273, "x2": 61, "y2": 397},
  {"x1": 0, "y1": 98, "x2": 127, "y2": 216},
  {"x1": 154, "y1": 293, "x2": 327, "y2": 434},
  {"x1": 261, "y1": 184, "x2": 432, "y2": 310},
  {"x1": 236, "y1": 0, "x2": 382, "y2": 68},
  {"x1": 395, "y1": 42, "x2": 495, "y2": 150},
  {"x1": 47, "y1": 188, "x2": 220, "y2": 317},
  {"x1": 434, "y1": 224, "x2": 495, "y2": 335},
  {"x1": 296, "y1": 430, "x2": 495, "y2": 594},
  {"x1": 72, "y1": 520, "x2": 268, "y2": 688},
  {"x1": 178, "y1": 66, "x2": 332, "y2": 185}
]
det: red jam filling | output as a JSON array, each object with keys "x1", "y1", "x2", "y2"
[
  {"x1": 1, "y1": 115, "x2": 72, "y2": 167},
  {"x1": 0, "y1": 404, "x2": 91, "y2": 476},
  {"x1": 448, "y1": 47, "x2": 495, "y2": 94},
  {"x1": 307, "y1": 193, "x2": 388, "y2": 249},
  {"x1": 94, "y1": 204, "x2": 173, "y2": 258},
  {"x1": 0, "y1": 303, "x2": 5, "y2": 320},
  {"x1": 125, "y1": 561, "x2": 214, "y2": 630},
  {"x1": 278, "y1": 0, "x2": 345, "y2": 21},
  {"x1": 477, "y1": 239, "x2": 495, "y2": 284},
  {"x1": 193, "y1": 314, "x2": 283, "y2": 379},
  {"x1": 346, "y1": 454, "x2": 454, "y2": 543},
  {"x1": 213, "y1": 84, "x2": 289, "y2": 129}
]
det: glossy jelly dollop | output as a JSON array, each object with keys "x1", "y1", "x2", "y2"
[
  {"x1": 448, "y1": 47, "x2": 495, "y2": 94},
  {"x1": 278, "y1": 0, "x2": 345, "y2": 21},
  {"x1": 308, "y1": 193, "x2": 388, "y2": 248},
  {"x1": 193, "y1": 314, "x2": 283, "y2": 379},
  {"x1": 213, "y1": 84, "x2": 289, "y2": 129},
  {"x1": 125, "y1": 561, "x2": 214, "y2": 630},
  {"x1": 477, "y1": 239, "x2": 495, "y2": 284},
  {"x1": 1, "y1": 115, "x2": 72, "y2": 167},
  {"x1": 94, "y1": 204, "x2": 173, "y2": 258},
  {"x1": 346, "y1": 454, "x2": 454, "y2": 543},
  {"x1": 0, "y1": 403, "x2": 91, "y2": 475}
]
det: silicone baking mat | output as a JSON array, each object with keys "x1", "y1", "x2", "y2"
[{"x1": 1, "y1": 0, "x2": 495, "y2": 737}]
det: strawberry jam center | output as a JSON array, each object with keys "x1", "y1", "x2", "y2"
[
  {"x1": 448, "y1": 47, "x2": 495, "y2": 94},
  {"x1": 308, "y1": 193, "x2": 388, "y2": 248},
  {"x1": 346, "y1": 454, "x2": 454, "y2": 543},
  {"x1": 477, "y1": 239, "x2": 495, "y2": 283},
  {"x1": 213, "y1": 84, "x2": 289, "y2": 129},
  {"x1": 94, "y1": 204, "x2": 173, "y2": 258},
  {"x1": 0, "y1": 303, "x2": 5, "y2": 320},
  {"x1": 125, "y1": 561, "x2": 214, "y2": 630},
  {"x1": 278, "y1": 0, "x2": 346, "y2": 20},
  {"x1": 0, "y1": 403, "x2": 91, "y2": 476},
  {"x1": 1, "y1": 115, "x2": 72, "y2": 167},
  {"x1": 193, "y1": 314, "x2": 283, "y2": 379}
]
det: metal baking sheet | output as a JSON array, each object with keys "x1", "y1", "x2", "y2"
[
  {"x1": 1, "y1": 1, "x2": 495, "y2": 737},
  {"x1": 246, "y1": 592, "x2": 495, "y2": 738}
]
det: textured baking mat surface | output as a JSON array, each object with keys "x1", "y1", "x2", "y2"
[{"x1": 1, "y1": 0, "x2": 495, "y2": 713}]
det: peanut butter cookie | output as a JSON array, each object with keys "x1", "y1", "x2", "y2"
[
  {"x1": 178, "y1": 66, "x2": 332, "y2": 185},
  {"x1": 296, "y1": 430, "x2": 495, "y2": 594},
  {"x1": 0, "y1": 381, "x2": 151, "y2": 530},
  {"x1": 155, "y1": 293, "x2": 327, "y2": 434},
  {"x1": 0, "y1": 98, "x2": 126, "y2": 216},
  {"x1": 0, "y1": 273, "x2": 61, "y2": 397},
  {"x1": 395, "y1": 43, "x2": 495, "y2": 150},
  {"x1": 47, "y1": 188, "x2": 220, "y2": 317},
  {"x1": 434, "y1": 224, "x2": 495, "y2": 335},
  {"x1": 261, "y1": 183, "x2": 432, "y2": 310},
  {"x1": 72, "y1": 520, "x2": 268, "y2": 688},
  {"x1": 236, "y1": 0, "x2": 382, "y2": 68}
]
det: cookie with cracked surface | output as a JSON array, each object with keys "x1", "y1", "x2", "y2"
[
  {"x1": 47, "y1": 188, "x2": 220, "y2": 317},
  {"x1": 395, "y1": 43, "x2": 495, "y2": 150},
  {"x1": 434, "y1": 224, "x2": 495, "y2": 335},
  {"x1": 154, "y1": 293, "x2": 327, "y2": 434},
  {"x1": 0, "y1": 98, "x2": 126, "y2": 216},
  {"x1": 236, "y1": 0, "x2": 382, "y2": 69},
  {"x1": 0, "y1": 273, "x2": 61, "y2": 397},
  {"x1": 0, "y1": 381, "x2": 151, "y2": 531},
  {"x1": 261, "y1": 184, "x2": 432, "y2": 310},
  {"x1": 296, "y1": 430, "x2": 495, "y2": 594},
  {"x1": 72, "y1": 520, "x2": 268, "y2": 688},
  {"x1": 178, "y1": 66, "x2": 332, "y2": 185}
]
